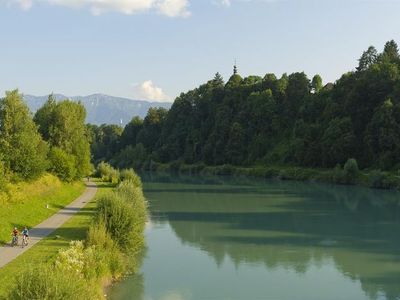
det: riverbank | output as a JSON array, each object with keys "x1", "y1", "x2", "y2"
[
  {"x1": 1, "y1": 171, "x2": 147, "y2": 299},
  {"x1": 143, "y1": 161, "x2": 400, "y2": 190},
  {"x1": 0, "y1": 180, "x2": 107, "y2": 299}
]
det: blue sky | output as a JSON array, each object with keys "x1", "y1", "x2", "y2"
[{"x1": 1, "y1": 0, "x2": 400, "y2": 102}]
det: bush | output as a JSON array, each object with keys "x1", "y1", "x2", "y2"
[
  {"x1": 215, "y1": 164, "x2": 234, "y2": 176},
  {"x1": 331, "y1": 164, "x2": 346, "y2": 184},
  {"x1": 8, "y1": 265, "x2": 92, "y2": 300},
  {"x1": 344, "y1": 158, "x2": 359, "y2": 184},
  {"x1": 368, "y1": 170, "x2": 397, "y2": 189},
  {"x1": 86, "y1": 222, "x2": 126, "y2": 277},
  {"x1": 96, "y1": 193, "x2": 137, "y2": 251},
  {"x1": 97, "y1": 162, "x2": 120, "y2": 183},
  {"x1": 48, "y1": 147, "x2": 77, "y2": 182},
  {"x1": 369, "y1": 170, "x2": 386, "y2": 188},
  {"x1": 120, "y1": 168, "x2": 142, "y2": 187},
  {"x1": 0, "y1": 160, "x2": 8, "y2": 192},
  {"x1": 169, "y1": 160, "x2": 183, "y2": 173}
]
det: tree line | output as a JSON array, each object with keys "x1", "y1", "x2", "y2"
[
  {"x1": 0, "y1": 91, "x2": 91, "y2": 183},
  {"x1": 89, "y1": 40, "x2": 400, "y2": 173}
]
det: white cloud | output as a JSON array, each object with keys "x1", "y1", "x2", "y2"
[
  {"x1": 9, "y1": 0, "x2": 190, "y2": 17},
  {"x1": 157, "y1": 0, "x2": 190, "y2": 17},
  {"x1": 14, "y1": 0, "x2": 33, "y2": 10},
  {"x1": 220, "y1": 0, "x2": 231, "y2": 7},
  {"x1": 136, "y1": 80, "x2": 170, "y2": 102}
]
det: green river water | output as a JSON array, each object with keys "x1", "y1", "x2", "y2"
[{"x1": 109, "y1": 175, "x2": 400, "y2": 300}]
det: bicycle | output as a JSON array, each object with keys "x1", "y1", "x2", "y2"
[
  {"x1": 21, "y1": 235, "x2": 29, "y2": 248},
  {"x1": 11, "y1": 235, "x2": 18, "y2": 247}
]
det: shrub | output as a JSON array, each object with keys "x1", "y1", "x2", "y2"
[
  {"x1": 120, "y1": 168, "x2": 142, "y2": 187},
  {"x1": 97, "y1": 162, "x2": 120, "y2": 183},
  {"x1": 331, "y1": 164, "x2": 346, "y2": 184},
  {"x1": 8, "y1": 265, "x2": 92, "y2": 300},
  {"x1": 48, "y1": 147, "x2": 77, "y2": 182},
  {"x1": 216, "y1": 164, "x2": 234, "y2": 175},
  {"x1": 368, "y1": 170, "x2": 397, "y2": 189},
  {"x1": 169, "y1": 160, "x2": 183, "y2": 173},
  {"x1": 55, "y1": 241, "x2": 86, "y2": 275},
  {"x1": 344, "y1": 158, "x2": 359, "y2": 184},
  {"x1": 87, "y1": 221, "x2": 114, "y2": 250},
  {"x1": 96, "y1": 193, "x2": 137, "y2": 251},
  {"x1": 86, "y1": 222, "x2": 126, "y2": 277}
]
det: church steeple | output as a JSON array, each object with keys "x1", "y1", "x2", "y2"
[{"x1": 233, "y1": 60, "x2": 238, "y2": 75}]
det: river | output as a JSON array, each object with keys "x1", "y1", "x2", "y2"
[{"x1": 109, "y1": 174, "x2": 400, "y2": 300}]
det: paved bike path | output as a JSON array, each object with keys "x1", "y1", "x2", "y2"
[{"x1": 0, "y1": 181, "x2": 97, "y2": 268}]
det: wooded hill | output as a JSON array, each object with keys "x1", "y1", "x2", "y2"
[{"x1": 90, "y1": 40, "x2": 400, "y2": 173}]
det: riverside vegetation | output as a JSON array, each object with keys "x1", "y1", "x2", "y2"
[
  {"x1": 0, "y1": 90, "x2": 92, "y2": 203},
  {"x1": 7, "y1": 167, "x2": 147, "y2": 300},
  {"x1": 88, "y1": 40, "x2": 400, "y2": 189},
  {"x1": 0, "y1": 90, "x2": 147, "y2": 299}
]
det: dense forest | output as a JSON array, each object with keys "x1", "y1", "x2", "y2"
[
  {"x1": 89, "y1": 40, "x2": 400, "y2": 173},
  {"x1": 2, "y1": 40, "x2": 400, "y2": 186},
  {"x1": 0, "y1": 91, "x2": 91, "y2": 185}
]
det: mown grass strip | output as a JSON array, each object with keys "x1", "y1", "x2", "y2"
[{"x1": 0, "y1": 174, "x2": 85, "y2": 245}]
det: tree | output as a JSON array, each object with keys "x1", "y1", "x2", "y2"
[
  {"x1": 34, "y1": 99, "x2": 91, "y2": 179},
  {"x1": 381, "y1": 40, "x2": 399, "y2": 62},
  {"x1": 321, "y1": 118, "x2": 356, "y2": 167},
  {"x1": 284, "y1": 72, "x2": 310, "y2": 121},
  {"x1": 0, "y1": 90, "x2": 48, "y2": 179},
  {"x1": 226, "y1": 74, "x2": 243, "y2": 88},
  {"x1": 120, "y1": 117, "x2": 144, "y2": 149},
  {"x1": 212, "y1": 72, "x2": 224, "y2": 87},
  {"x1": 364, "y1": 99, "x2": 400, "y2": 169},
  {"x1": 48, "y1": 147, "x2": 76, "y2": 182},
  {"x1": 97, "y1": 40, "x2": 400, "y2": 173},
  {"x1": 137, "y1": 107, "x2": 168, "y2": 153},
  {"x1": 357, "y1": 46, "x2": 378, "y2": 71},
  {"x1": 34, "y1": 94, "x2": 56, "y2": 140},
  {"x1": 226, "y1": 122, "x2": 245, "y2": 165},
  {"x1": 311, "y1": 75, "x2": 323, "y2": 93}
]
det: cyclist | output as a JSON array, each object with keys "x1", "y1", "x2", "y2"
[
  {"x1": 11, "y1": 227, "x2": 19, "y2": 246},
  {"x1": 22, "y1": 227, "x2": 29, "y2": 247}
]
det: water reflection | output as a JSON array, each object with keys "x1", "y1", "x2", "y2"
[{"x1": 112, "y1": 175, "x2": 400, "y2": 300}]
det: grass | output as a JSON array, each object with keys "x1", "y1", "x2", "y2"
[
  {"x1": 0, "y1": 180, "x2": 115, "y2": 299},
  {"x1": 0, "y1": 174, "x2": 85, "y2": 245}
]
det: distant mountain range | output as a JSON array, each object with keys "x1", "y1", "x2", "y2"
[{"x1": 23, "y1": 93, "x2": 172, "y2": 126}]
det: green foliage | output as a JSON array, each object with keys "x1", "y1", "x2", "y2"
[
  {"x1": 97, "y1": 161, "x2": 120, "y2": 183},
  {"x1": 96, "y1": 194, "x2": 137, "y2": 251},
  {"x1": 7, "y1": 174, "x2": 148, "y2": 299},
  {"x1": 90, "y1": 40, "x2": 400, "y2": 182},
  {"x1": 367, "y1": 170, "x2": 397, "y2": 189},
  {"x1": 0, "y1": 159, "x2": 8, "y2": 191},
  {"x1": 344, "y1": 158, "x2": 359, "y2": 183},
  {"x1": 8, "y1": 265, "x2": 92, "y2": 300},
  {"x1": 120, "y1": 168, "x2": 142, "y2": 186},
  {"x1": 0, "y1": 90, "x2": 49, "y2": 180},
  {"x1": 94, "y1": 176, "x2": 147, "y2": 270},
  {"x1": 112, "y1": 143, "x2": 147, "y2": 169},
  {"x1": 311, "y1": 74, "x2": 323, "y2": 93},
  {"x1": 48, "y1": 147, "x2": 77, "y2": 182},
  {"x1": 35, "y1": 98, "x2": 91, "y2": 180},
  {"x1": 357, "y1": 46, "x2": 378, "y2": 71}
]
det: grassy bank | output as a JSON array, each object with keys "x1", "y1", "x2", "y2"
[
  {"x1": 0, "y1": 174, "x2": 85, "y2": 245},
  {"x1": 0, "y1": 180, "x2": 112, "y2": 299},
  {"x1": 144, "y1": 161, "x2": 400, "y2": 190},
  {"x1": 1, "y1": 170, "x2": 147, "y2": 300}
]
